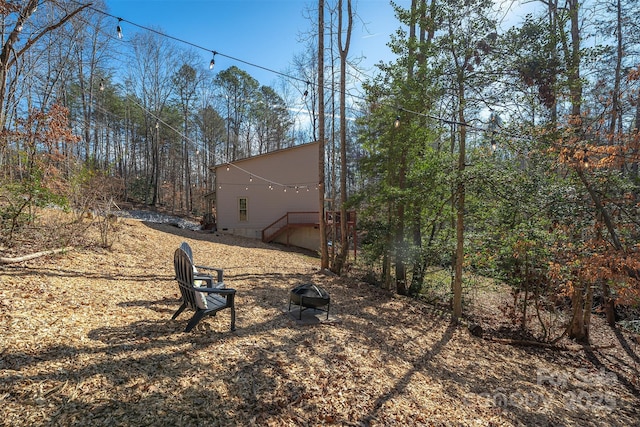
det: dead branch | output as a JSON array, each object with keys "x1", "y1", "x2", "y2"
[
  {"x1": 484, "y1": 336, "x2": 616, "y2": 352},
  {"x1": 0, "y1": 247, "x2": 72, "y2": 264}
]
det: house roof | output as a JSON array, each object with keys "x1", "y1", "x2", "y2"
[{"x1": 211, "y1": 141, "x2": 319, "y2": 170}]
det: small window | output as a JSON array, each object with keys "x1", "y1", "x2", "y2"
[{"x1": 238, "y1": 197, "x2": 248, "y2": 222}]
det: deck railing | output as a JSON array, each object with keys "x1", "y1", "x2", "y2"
[{"x1": 262, "y1": 211, "x2": 319, "y2": 242}]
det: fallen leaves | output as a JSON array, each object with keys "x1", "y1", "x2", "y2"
[{"x1": 0, "y1": 218, "x2": 638, "y2": 426}]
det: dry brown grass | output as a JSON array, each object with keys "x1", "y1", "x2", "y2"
[{"x1": 1, "y1": 217, "x2": 639, "y2": 426}]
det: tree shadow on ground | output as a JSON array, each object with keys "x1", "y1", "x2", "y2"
[
  {"x1": 360, "y1": 320, "x2": 457, "y2": 424},
  {"x1": 4, "y1": 219, "x2": 639, "y2": 426},
  {"x1": 3, "y1": 263, "x2": 172, "y2": 282}
]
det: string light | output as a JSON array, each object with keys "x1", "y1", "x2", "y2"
[
  {"x1": 222, "y1": 161, "x2": 311, "y2": 191},
  {"x1": 99, "y1": 78, "x2": 104, "y2": 91},
  {"x1": 213, "y1": 181, "x2": 317, "y2": 193},
  {"x1": 74, "y1": 2, "x2": 526, "y2": 141},
  {"x1": 302, "y1": 81, "x2": 310, "y2": 100},
  {"x1": 491, "y1": 139, "x2": 497, "y2": 151},
  {"x1": 80, "y1": 1, "x2": 609, "y2": 156},
  {"x1": 80, "y1": 2, "x2": 496, "y2": 136},
  {"x1": 209, "y1": 51, "x2": 217, "y2": 70},
  {"x1": 80, "y1": 3, "x2": 315, "y2": 87},
  {"x1": 582, "y1": 148, "x2": 589, "y2": 167}
]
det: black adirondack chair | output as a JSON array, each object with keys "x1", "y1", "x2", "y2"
[
  {"x1": 172, "y1": 247, "x2": 236, "y2": 332},
  {"x1": 179, "y1": 241, "x2": 224, "y2": 286}
]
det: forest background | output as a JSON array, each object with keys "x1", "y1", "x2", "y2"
[{"x1": 0, "y1": 0, "x2": 639, "y2": 346}]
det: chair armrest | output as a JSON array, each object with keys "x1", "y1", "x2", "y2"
[
  {"x1": 194, "y1": 265, "x2": 224, "y2": 282},
  {"x1": 194, "y1": 273, "x2": 225, "y2": 287},
  {"x1": 193, "y1": 286, "x2": 236, "y2": 295},
  {"x1": 194, "y1": 274, "x2": 214, "y2": 285}
]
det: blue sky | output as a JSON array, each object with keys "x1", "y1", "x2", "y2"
[{"x1": 103, "y1": 0, "x2": 411, "y2": 87}]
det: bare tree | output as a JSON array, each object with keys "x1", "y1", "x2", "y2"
[
  {"x1": 318, "y1": 0, "x2": 329, "y2": 269},
  {"x1": 0, "y1": 0, "x2": 89, "y2": 128},
  {"x1": 126, "y1": 31, "x2": 178, "y2": 205},
  {"x1": 173, "y1": 58, "x2": 201, "y2": 211},
  {"x1": 333, "y1": 0, "x2": 352, "y2": 274}
]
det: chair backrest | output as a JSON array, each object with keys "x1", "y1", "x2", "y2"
[
  {"x1": 179, "y1": 241, "x2": 194, "y2": 263},
  {"x1": 173, "y1": 247, "x2": 198, "y2": 311}
]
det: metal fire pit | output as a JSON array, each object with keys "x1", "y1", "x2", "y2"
[{"x1": 288, "y1": 283, "x2": 330, "y2": 320}]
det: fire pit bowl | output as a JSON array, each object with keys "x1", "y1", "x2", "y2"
[{"x1": 289, "y1": 283, "x2": 330, "y2": 320}]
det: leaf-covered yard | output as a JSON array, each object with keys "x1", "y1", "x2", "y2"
[{"x1": 1, "y1": 218, "x2": 639, "y2": 426}]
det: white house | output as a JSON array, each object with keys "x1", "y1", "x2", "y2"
[{"x1": 213, "y1": 142, "x2": 321, "y2": 251}]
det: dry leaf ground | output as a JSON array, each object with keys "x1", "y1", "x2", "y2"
[{"x1": 1, "y1": 217, "x2": 639, "y2": 426}]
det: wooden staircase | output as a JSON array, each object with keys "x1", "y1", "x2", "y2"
[{"x1": 262, "y1": 212, "x2": 319, "y2": 243}]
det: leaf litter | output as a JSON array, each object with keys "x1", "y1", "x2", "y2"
[{"x1": 0, "y1": 218, "x2": 639, "y2": 426}]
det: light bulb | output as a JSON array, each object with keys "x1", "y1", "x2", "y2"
[
  {"x1": 209, "y1": 51, "x2": 217, "y2": 70},
  {"x1": 302, "y1": 81, "x2": 310, "y2": 100},
  {"x1": 116, "y1": 19, "x2": 123, "y2": 39},
  {"x1": 582, "y1": 149, "x2": 589, "y2": 168}
]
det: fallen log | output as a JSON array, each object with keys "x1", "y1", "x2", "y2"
[
  {"x1": 0, "y1": 247, "x2": 72, "y2": 264},
  {"x1": 484, "y1": 336, "x2": 616, "y2": 352}
]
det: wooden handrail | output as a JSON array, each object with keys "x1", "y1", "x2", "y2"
[{"x1": 262, "y1": 211, "x2": 319, "y2": 242}]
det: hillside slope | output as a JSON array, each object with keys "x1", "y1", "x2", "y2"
[{"x1": 1, "y1": 218, "x2": 638, "y2": 426}]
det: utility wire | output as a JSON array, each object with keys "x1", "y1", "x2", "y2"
[
  {"x1": 66, "y1": 1, "x2": 640, "y2": 164},
  {"x1": 79, "y1": 2, "x2": 310, "y2": 86},
  {"x1": 73, "y1": 2, "x2": 470, "y2": 128},
  {"x1": 75, "y1": 84, "x2": 319, "y2": 189}
]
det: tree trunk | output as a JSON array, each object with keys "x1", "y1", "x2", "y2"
[
  {"x1": 395, "y1": 147, "x2": 408, "y2": 296},
  {"x1": 318, "y1": 0, "x2": 329, "y2": 270},
  {"x1": 569, "y1": 281, "x2": 586, "y2": 342},
  {"x1": 409, "y1": 208, "x2": 424, "y2": 297},
  {"x1": 453, "y1": 82, "x2": 466, "y2": 320},
  {"x1": 568, "y1": 279, "x2": 593, "y2": 344},
  {"x1": 608, "y1": 0, "x2": 622, "y2": 135},
  {"x1": 334, "y1": 0, "x2": 352, "y2": 275},
  {"x1": 601, "y1": 280, "x2": 617, "y2": 327}
]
